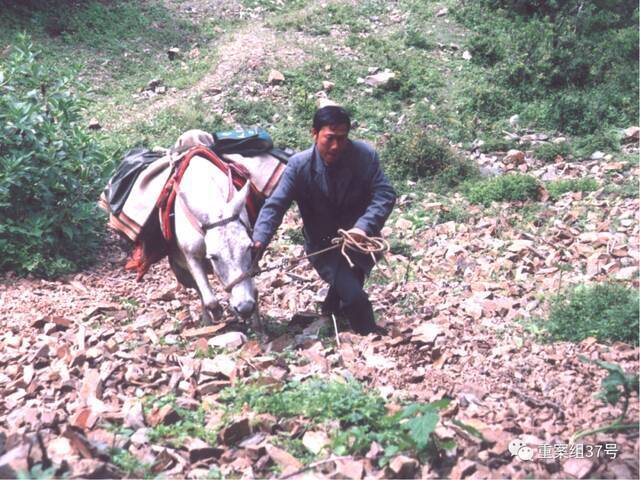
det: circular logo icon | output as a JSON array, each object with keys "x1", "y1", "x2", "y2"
[
  {"x1": 517, "y1": 445, "x2": 534, "y2": 461},
  {"x1": 509, "y1": 439, "x2": 526, "y2": 456}
]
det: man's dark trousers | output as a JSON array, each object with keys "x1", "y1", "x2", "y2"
[{"x1": 322, "y1": 258, "x2": 376, "y2": 335}]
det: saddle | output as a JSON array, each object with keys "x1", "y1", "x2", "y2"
[{"x1": 99, "y1": 129, "x2": 294, "y2": 280}]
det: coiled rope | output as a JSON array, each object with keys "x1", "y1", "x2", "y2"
[{"x1": 224, "y1": 229, "x2": 390, "y2": 292}]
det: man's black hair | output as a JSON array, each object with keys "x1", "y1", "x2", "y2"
[{"x1": 312, "y1": 105, "x2": 351, "y2": 132}]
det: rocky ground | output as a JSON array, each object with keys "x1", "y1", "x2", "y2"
[
  {"x1": 1, "y1": 0, "x2": 638, "y2": 477},
  {"x1": 0, "y1": 142, "x2": 638, "y2": 478}
]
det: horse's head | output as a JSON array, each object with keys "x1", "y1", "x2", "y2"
[{"x1": 203, "y1": 182, "x2": 257, "y2": 320}]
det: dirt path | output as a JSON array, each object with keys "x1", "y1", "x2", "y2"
[{"x1": 115, "y1": 22, "x2": 308, "y2": 129}]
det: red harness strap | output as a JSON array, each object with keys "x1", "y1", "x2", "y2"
[{"x1": 156, "y1": 146, "x2": 262, "y2": 243}]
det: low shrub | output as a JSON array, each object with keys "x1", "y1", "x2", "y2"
[
  {"x1": 436, "y1": 205, "x2": 472, "y2": 224},
  {"x1": 432, "y1": 158, "x2": 481, "y2": 193},
  {"x1": 220, "y1": 378, "x2": 451, "y2": 465},
  {"x1": 0, "y1": 34, "x2": 108, "y2": 277},
  {"x1": 477, "y1": 137, "x2": 522, "y2": 153},
  {"x1": 541, "y1": 282, "x2": 639, "y2": 345},
  {"x1": 546, "y1": 178, "x2": 598, "y2": 200},
  {"x1": 535, "y1": 142, "x2": 573, "y2": 162},
  {"x1": 464, "y1": 174, "x2": 540, "y2": 206},
  {"x1": 382, "y1": 128, "x2": 473, "y2": 185}
]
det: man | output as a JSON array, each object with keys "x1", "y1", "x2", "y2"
[{"x1": 252, "y1": 105, "x2": 396, "y2": 335}]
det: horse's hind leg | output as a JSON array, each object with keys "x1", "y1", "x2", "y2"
[{"x1": 169, "y1": 255, "x2": 197, "y2": 289}]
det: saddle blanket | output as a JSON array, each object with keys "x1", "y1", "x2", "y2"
[{"x1": 99, "y1": 132, "x2": 292, "y2": 280}]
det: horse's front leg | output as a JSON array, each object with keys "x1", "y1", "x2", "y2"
[
  {"x1": 249, "y1": 301, "x2": 264, "y2": 335},
  {"x1": 184, "y1": 255, "x2": 223, "y2": 325}
]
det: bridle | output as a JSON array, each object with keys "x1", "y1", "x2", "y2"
[{"x1": 176, "y1": 168, "x2": 255, "y2": 293}]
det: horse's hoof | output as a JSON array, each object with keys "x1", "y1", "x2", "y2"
[
  {"x1": 200, "y1": 312, "x2": 213, "y2": 326},
  {"x1": 201, "y1": 303, "x2": 224, "y2": 326}
]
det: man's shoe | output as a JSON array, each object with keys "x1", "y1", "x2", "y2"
[
  {"x1": 370, "y1": 325, "x2": 389, "y2": 337},
  {"x1": 351, "y1": 322, "x2": 388, "y2": 336}
]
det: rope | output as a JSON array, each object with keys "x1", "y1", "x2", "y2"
[{"x1": 223, "y1": 230, "x2": 390, "y2": 292}]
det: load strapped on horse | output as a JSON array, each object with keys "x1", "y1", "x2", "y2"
[{"x1": 99, "y1": 128, "x2": 294, "y2": 327}]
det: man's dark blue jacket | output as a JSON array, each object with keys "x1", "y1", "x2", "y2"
[{"x1": 252, "y1": 139, "x2": 396, "y2": 284}]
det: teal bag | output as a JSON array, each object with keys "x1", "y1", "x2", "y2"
[{"x1": 212, "y1": 127, "x2": 273, "y2": 157}]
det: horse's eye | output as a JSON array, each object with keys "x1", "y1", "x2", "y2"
[{"x1": 208, "y1": 254, "x2": 219, "y2": 262}]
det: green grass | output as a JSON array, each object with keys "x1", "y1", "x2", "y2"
[
  {"x1": 144, "y1": 394, "x2": 217, "y2": 447},
  {"x1": 535, "y1": 282, "x2": 639, "y2": 345},
  {"x1": 0, "y1": 0, "x2": 219, "y2": 92},
  {"x1": 110, "y1": 449, "x2": 154, "y2": 479},
  {"x1": 465, "y1": 174, "x2": 541, "y2": 206},
  {"x1": 603, "y1": 178, "x2": 639, "y2": 199},
  {"x1": 535, "y1": 141, "x2": 573, "y2": 162},
  {"x1": 241, "y1": 0, "x2": 308, "y2": 14},
  {"x1": 0, "y1": 0, "x2": 233, "y2": 163},
  {"x1": 453, "y1": 1, "x2": 638, "y2": 142},
  {"x1": 547, "y1": 178, "x2": 598, "y2": 200},
  {"x1": 219, "y1": 377, "x2": 451, "y2": 465}
]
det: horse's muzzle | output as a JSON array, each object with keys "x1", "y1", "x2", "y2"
[{"x1": 233, "y1": 299, "x2": 256, "y2": 319}]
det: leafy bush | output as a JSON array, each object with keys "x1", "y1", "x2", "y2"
[
  {"x1": 535, "y1": 142, "x2": 572, "y2": 162},
  {"x1": 382, "y1": 128, "x2": 474, "y2": 185},
  {"x1": 0, "y1": 34, "x2": 108, "y2": 277},
  {"x1": 546, "y1": 178, "x2": 598, "y2": 200},
  {"x1": 477, "y1": 137, "x2": 522, "y2": 153},
  {"x1": 542, "y1": 283, "x2": 639, "y2": 345},
  {"x1": 433, "y1": 159, "x2": 481, "y2": 192},
  {"x1": 464, "y1": 174, "x2": 540, "y2": 206}
]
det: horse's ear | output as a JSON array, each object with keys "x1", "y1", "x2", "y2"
[{"x1": 230, "y1": 182, "x2": 250, "y2": 216}]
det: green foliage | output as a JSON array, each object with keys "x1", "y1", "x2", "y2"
[
  {"x1": 388, "y1": 239, "x2": 413, "y2": 256},
  {"x1": 0, "y1": 34, "x2": 109, "y2": 277},
  {"x1": 572, "y1": 130, "x2": 623, "y2": 158},
  {"x1": 534, "y1": 142, "x2": 572, "y2": 162},
  {"x1": 541, "y1": 283, "x2": 639, "y2": 345},
  {"x1": 110, "y1": 449, "x2": 153, "y2": 478},
  {"x1": 546, "y1": 178, "x2": 598, "y2": 200},
  {"x1": 436, "y1": 205, "x2": 472, "y2": 224},
  {"x1": 283, "y1": 227, "x2": 305, "y2": 245},
  {"x1": 579, "y1": 357, "x2": 639, "y2": 410},
  {"x1": 220, "y1": 378, "x2": 449, "y2": 464},
  {"x1": 572, "y1": 357, "x2": 639, "y2": 442},
  {"x1": 16, "y1": 465, "x2": 57, "y2": 480},
  {"x1": 382, "y1": 128, "x2": 479, "y2": 191},
  {"x1": 270, "y1": 1, "x2": 386, "y2": 35},
  {"x1": 455, "y1": 1, "x2": 639, "y2": 138},
  {"x1": 144, "y1": 395, "x2": 216, "y2": 446},
  {"x1": 383, "y1": 129, "x2": 453, "y2": 179},
  {"x1": 122, "y1": 99, "x2": 227, "y2": 152},
  {"x1": 603, "y1": 178, "x2": 638, "y2": 199},
  {"x1": 477, "y1": 137, "x2": 523, "y2": 153},
  {"x1": 433, "y1": 159, "x2": 481, "y2": 193},
  {"x1": 464, "y1": 174, "x2": 540, "y2": 206},
  {"x1": 227, "y1": 96, "x2": 278, "y2": 127}
]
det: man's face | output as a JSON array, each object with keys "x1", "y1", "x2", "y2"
[{"x1": 312, "y1": 123, "x2": 349, "y2": 166}]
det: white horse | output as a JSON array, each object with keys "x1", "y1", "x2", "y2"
[{"x1": 168, "y1": 131, "x2": 259, "y2": 327}]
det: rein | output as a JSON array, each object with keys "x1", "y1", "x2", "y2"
[{"x1": 223, "y1": 229, "x2": 390, "y2": 292}]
